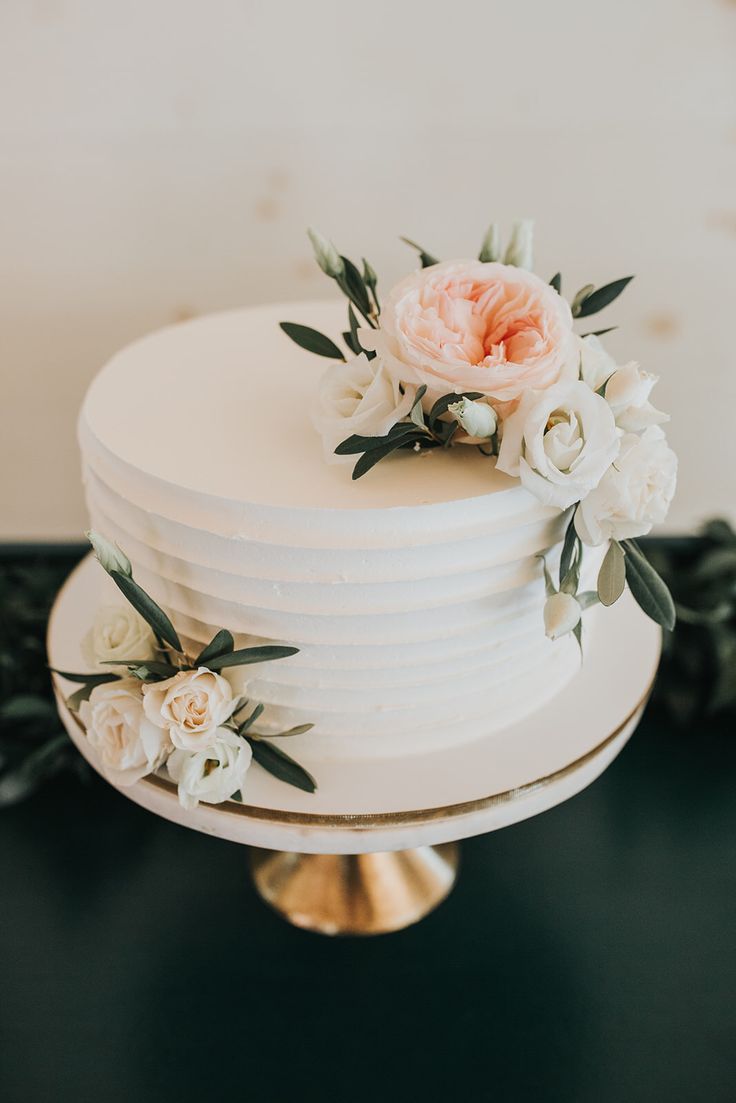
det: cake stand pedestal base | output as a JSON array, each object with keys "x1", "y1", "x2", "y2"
[{"x1": 249, "y1": 843, "x2": 460, "y2": 935}]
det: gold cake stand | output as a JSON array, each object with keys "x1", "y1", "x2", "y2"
[
  {"x1": 249, "y1": 846, "x2": 460, "y2": 935},
  {"x1": 49, "y1": 556, "x2": 659, "y2": 936}
]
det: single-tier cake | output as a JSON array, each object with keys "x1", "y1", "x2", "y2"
[
  {"x1": 68, "y1": 224, "x2": 677, "y2": 817},
  {"x1": 78, "y1": 301, "x2": 594, "y2": 761}
]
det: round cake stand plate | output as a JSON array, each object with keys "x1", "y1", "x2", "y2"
[{"x1": 49, "y1": 555, "x2": 660, "y2": 934}]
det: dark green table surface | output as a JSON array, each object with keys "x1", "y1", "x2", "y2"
[{"x1": 1, "y1": 552, "x2": 735, "y2": 1103}]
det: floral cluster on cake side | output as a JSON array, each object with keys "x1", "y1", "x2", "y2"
[
  {"x1": 281, "y1": 222, "x2": 677, "y2": 644},
  {"x1": 54, "y1": 533, "x2": 316, "y2": 807}
]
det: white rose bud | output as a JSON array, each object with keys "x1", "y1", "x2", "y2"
[
  {"x1": 81, "y1": 604, "x2": 157, "y2": 670},
  {"x1": 503, "y1": 219, "x2": 534, "y2": 269},
  {"x1": 311, "y1": 352, "x2": 415, "y2": 462},
  {"x1": 447, "y1": 397, "x2": 497, "y2": 439},
  {"x1": 543, "y1": 591, "x2": 582, "y2": 640},
  {"x1": 479, "y1": 223, "x2": 501, "y2": 263},
  {"x1": 167, "y1": 728, "x2": 252, "y2": 810},
  {"x1": 86, "y1": 530, "x2": 132, "y2": 576},
  {"x1": 307, "y1": 227, "x2": 345, "y2": 279},
  {"x1": 142, "y1": 667, "x2": 235, "y2": 752},
  {"x1": 80, "y1": 679, "x2": 170, "y2": 786}
]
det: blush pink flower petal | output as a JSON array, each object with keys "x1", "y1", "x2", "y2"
[{"x1": 376, "y1": 260, "x2": 575, "y2": 405}]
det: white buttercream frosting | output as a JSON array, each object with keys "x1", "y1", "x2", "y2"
[{"x1": 79, "y1": 302, "x2": 593, "y2": 760}]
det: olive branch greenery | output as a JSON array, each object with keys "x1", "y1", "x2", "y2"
[
  {"x1": 51, "y1": 532, "x2": 317, "y2": 795},
  {"x1": 543, "y1": 508, "x2": 677, "y2": 640},
  {"x1": 649, "y1": 520, "x2": 736, "y2": 721}
]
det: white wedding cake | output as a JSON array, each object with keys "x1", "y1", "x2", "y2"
[
  {"x1": 79, "y1": 301, "x2": 588, "y2": 762},
  {"x1": 69, "y1": 224, "x2": 677, "y2": 810}
]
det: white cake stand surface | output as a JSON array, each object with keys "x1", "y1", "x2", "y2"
[{"x1": 49, "y1": 555, "x2": 660, "y2": 934}]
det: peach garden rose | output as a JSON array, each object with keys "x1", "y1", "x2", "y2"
[{"x1": 360, "y1": 260, "x2": 576, "y2": 407}]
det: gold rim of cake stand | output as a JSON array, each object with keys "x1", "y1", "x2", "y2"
[{"x1": 49, "y1": 555, "x2": 659, "y2": 832}]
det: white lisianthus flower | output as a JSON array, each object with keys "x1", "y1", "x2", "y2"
[
  {"x1": 577, "y1": 334, "x2": 618, "y2": 391},
  {"x1": 604, "y1": 362, "x2": 668, "y2": 432},
  {"x1": 575, "y1": 426, "x2": 677, "y2": 546},
  {"x1": 447, "y1": 397, "x2": 497, "y2": 439},
  {"x1": 80, "y1": 679, "x2": 170, "y2": 786},
  {"x1": 496, "y1": 380, "x2": 619, "y2": 510},
  {"x1": 142, "y1": 667, "x2": 235, "y2": 752},
  {"x1": 81, "y1": 604, "x2": 157, "y2": 670},
  {"x1": 167, "y1": 728, "x2": 252, "y2": 810},
  {"x1": 543, "y1": 591, "x2": 582, "y2": 640},
  {"x1": 311, "y1": 352, "x2": 415, "y2": 462}
]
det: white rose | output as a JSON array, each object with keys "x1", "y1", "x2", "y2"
[
  {"x1": 142, "y1": 667, "x2": 235, "y2": 751},
  {"x1": 447, "y1": 397, "x2": 497, "y2": 439},
  {"x1": 604, "y1": 362, "x2": 668, "y2": 432},
  {"x1": 167, "y1": 728, "x2": 252, "y2": 810},
  {"x1": 81, "y1": 604, "x2": 157, "y2": 670},
  {"x1": 575, "y1": 426, "x2": 677, "y2": 546},
  {"x1": 79, "y1": 678, "x2": 170, "y2": 786},
  {"x1": 311, "y1": 352, "x2": 415, "y2": 462},
  {"x1": 543, "y1": 592, "x2": 582, "y2": 640},
  {"x1": 497, "y1": 380, "x2": 619, "y2": 510},
  {"x1": 577, "y1": 334, "x2": 618, "y2": 391}
]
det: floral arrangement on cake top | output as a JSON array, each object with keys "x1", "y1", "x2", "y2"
[
  {"x1": 53, "y1": 533, "x2": 316, "y2": 808},
  {"x1": 281, "y1": 222, "x2": 677, "y2": 643}
]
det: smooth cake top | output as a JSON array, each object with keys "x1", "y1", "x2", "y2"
[{"x1": 81, "y1": 301, "x2": 520, "y2": 511}]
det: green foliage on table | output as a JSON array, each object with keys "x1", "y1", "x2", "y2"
[
  {"x1": 0, "y1": 553, "x2": 90, "y2": 806},
  {"x1": 647, "y1": 520, "x2": 736, "y2": 724}
]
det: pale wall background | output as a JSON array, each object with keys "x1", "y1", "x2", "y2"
[{"x1": 1, "y1": 0, "x2": 734, "y2": 540}]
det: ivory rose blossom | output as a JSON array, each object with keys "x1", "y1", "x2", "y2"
[
  {"x1": 81, "y1": 604, "x2": 157, "y2": 670},
  {"x1": 361, "y1": 260, "x2": 575, "y2": 405},
  {"x1": 575, "y1": 426, "x2": 677, "y2": 546},
  {"x1": 312, "y1": 352, "x2": 415, "y2": 461},
  {"x1": 80, "y1": 679, "x2": 170, "y2": 786},
  {"x1": 497, "y1": 380, "x2": 619, "y2": 509},
  {"x1": 142, "y1": 667, "x2": 235, "y2": 751},
  {"x1": 167, "y1": 728, "x2": 252, "y2": 810}
]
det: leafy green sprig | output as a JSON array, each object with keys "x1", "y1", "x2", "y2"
[
  {"x1": 52, "y1": 533, "x2": 316, "y2": 794},
  {"x1": 334, "y1": 386, "x2": 491, "y2": 480},
  {"x1": 280, "y1": 229, "x2": 381, "y2": 363},
  {"x1": 648, "y1": 519, "x2": 736, "y2": 721},
  {"x1": 550, "y1": 272, "x2": 633, "y2": 338},
  {"x1": 554, "y1": 510, "x2": 676, "y2": 633},
  {"x1": 541, "y1": 517, "x2": 599, "y2": 652}
]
